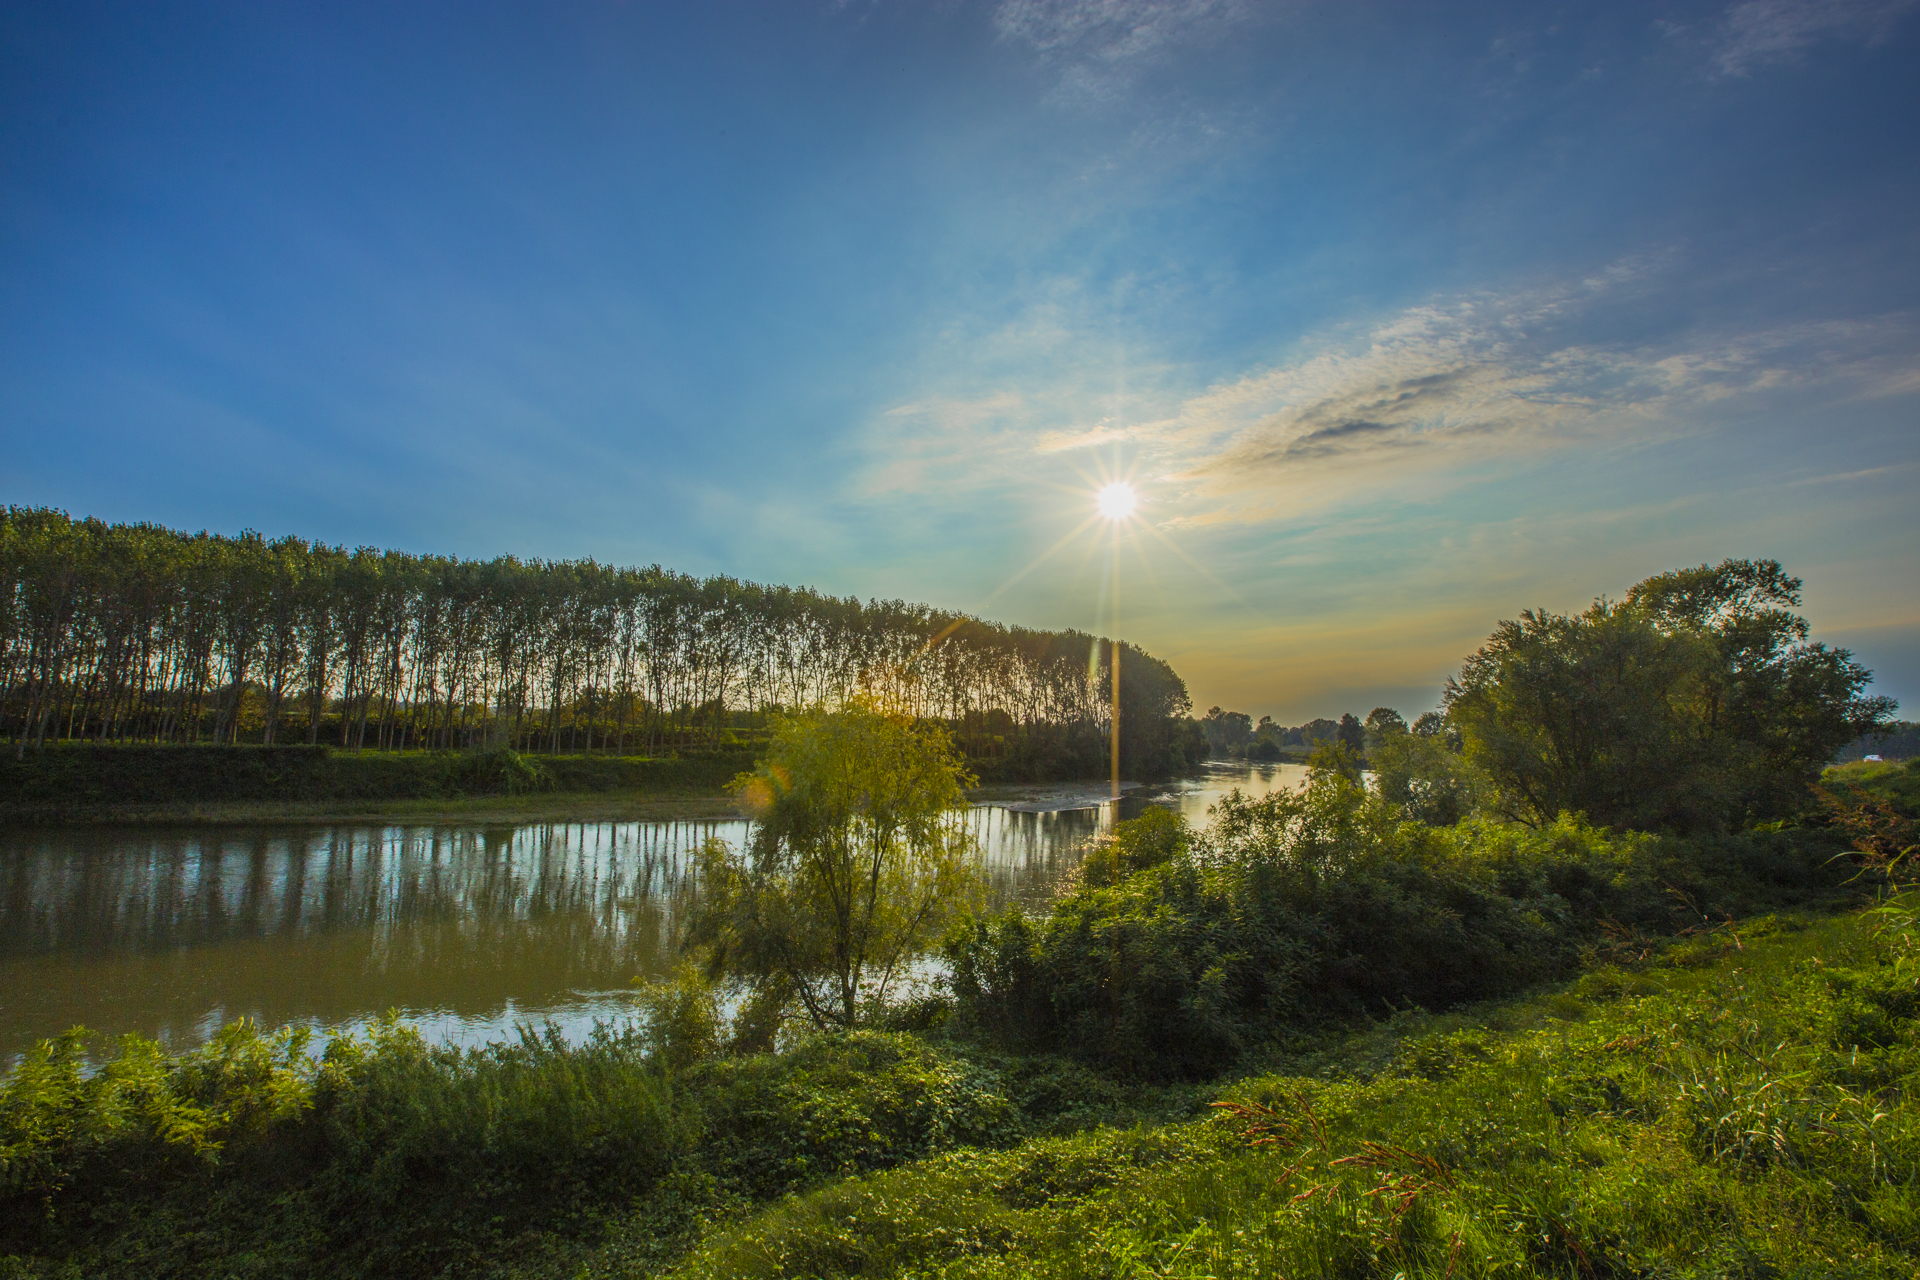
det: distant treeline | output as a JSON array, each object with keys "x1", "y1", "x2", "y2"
[
  {"x1": 1839, "y1": 719, "x2": 1920, "y2": 761},
  {"x1": 1197, "y1": 706, "x2": 1431, "y2": 761},
  {"x1": 1, "y1": 508, "x2": 1195, "y2": 775}
]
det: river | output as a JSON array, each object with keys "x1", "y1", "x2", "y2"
[{"x1": 0, "y1": 761, "x2": 1306, "y2": 1064}]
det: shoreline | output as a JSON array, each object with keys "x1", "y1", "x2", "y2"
[
  {"x1": 0, "y1": 777, "x2": 1158, "y2": 828},
  {"x1": 0, "y1": 789, "x2": 753, "y2": 828}
]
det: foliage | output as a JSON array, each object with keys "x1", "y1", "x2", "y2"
[
  {"x1": 678, "y1": 906, "x2": 1920, "y2": 1280},
  {"x1": 689, "y1": 703, "x2": 984, "y2": 1030},
  {"x1": 945, "y1": 770, "x2": 1852, "y2": 1078},
  {"x1": 1, "y1": 507, "x2": 1197, "y2": 777},
  {"x1": 1370, "y1": 725, "x2": 1482, "y2": 825},
  {"x1": 1448, "y1": 559, "x2": 1894, "y2": 832},
  {"x1": 1076, "y1": 805, "x2": 1189, "y2": 888},
  {"x1": 0, "y1": 1018, "x2": 1041, "y2": 1279},
  {"x1": 1827, "y1": 758, "x2": 1920, "y2": 817}
]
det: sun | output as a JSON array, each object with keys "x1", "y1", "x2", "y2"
[{"x1": 1096, "y1": 482, "x2": 1137, "y2": 520}]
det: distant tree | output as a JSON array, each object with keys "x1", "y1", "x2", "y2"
[
  {"x1": 1837, "y1": 721, "x2": 1920, "y2": 762},
  {"x1": 1336, "y1": 713, "x2": 1366, "y2": 755},
  {"x1": 1295, "y1": 717, "x2": 1339, "y2": 749},
  {"x1": 1363, "y1": 707, "x2": 1406, "y2": 751},
  {"x1": 1200, "y1": 707, "x2": 1254, "y2": 755},
  {"x1": 1308, "y1": 740, "x2": 1364, "y2": 784},
  {"x1": 1411, "y1": 711, "x2": 1446, "y2": 737},
  {"x1": 686, "y1": 702, "x2": 982, "y2": 1029}
]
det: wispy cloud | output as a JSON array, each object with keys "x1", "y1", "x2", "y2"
[
  {"x1": 992, "y1": 0, "x2": 1259, "y2": 99},
  {"x1": 859, "y1": 259, "x2": 1918, "y2": 532},
  {"x1": 1710, "y1": 0, "x2": 1916, "y2": 75},
  {"x1": 1158, "y1": 279, "x2": 1916, "y2": 521}
]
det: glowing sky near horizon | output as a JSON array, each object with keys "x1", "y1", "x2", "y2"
[{"x1": 2, "y1": 1, "x2": 1916, "y2": 722}]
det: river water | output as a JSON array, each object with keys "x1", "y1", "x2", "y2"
[{"x1": 0, "y1": 762, "x2": 1306, "y2": 1064}]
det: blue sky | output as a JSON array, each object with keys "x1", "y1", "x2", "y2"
[{"x1": 3, "y1": 0, "x2": 1916, "y2": 721}]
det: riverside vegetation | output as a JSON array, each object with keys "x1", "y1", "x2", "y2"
[
  {"x1": 1, "y1": 558, "x2": 1913, "y2": 1278},
  {"x1": 2, "y1": 507, "x2": 1200, "y2": 780}
]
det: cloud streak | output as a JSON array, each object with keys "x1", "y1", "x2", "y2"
[
  {"x1": 1149, "y1": 276, "x2": 1917, "y2": 521},
  {"x1": 1710, "y1": 0, "x2": 1917, "y2": 76},
  {"x1": 860, "y1": 259, "x2": 1918, "y2": 537},
  {"x1": 992, "y1": 0, "x2": 1259, "y2": 99}
]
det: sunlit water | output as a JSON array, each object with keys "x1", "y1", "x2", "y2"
[{"x1": 0, "y1": 762, "x2": 1305, "y2": 1064}]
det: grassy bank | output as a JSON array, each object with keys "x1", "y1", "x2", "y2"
[
  {"x1": 678, "y1": 901, "x2": 1919, "y2": 1280},
  {"x1": 0, "y1": 744, "x2": 758, "y2": 824},
  {"x1": 1, "y1": 897, "x2": 1912, "y2": 1278}
]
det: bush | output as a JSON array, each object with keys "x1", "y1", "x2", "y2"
[
  {"x1": 946, "y1": 776, "x2": 1851, "y2": 1078},
  {"x1": 684, "y1": 906, "x2": 1920, "y2": 1280}
]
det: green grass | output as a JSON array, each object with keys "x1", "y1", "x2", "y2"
[
  {"x1": 668, "y1": 904, "x2": 1920, "y2": 1280},
  {"x1": 1826, "y1": 758, "x2": 1920, "y2": 815}
]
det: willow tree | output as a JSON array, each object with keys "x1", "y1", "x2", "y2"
[{"x1": 687, "y1": 701, "x2": 981, "y2": 1030}]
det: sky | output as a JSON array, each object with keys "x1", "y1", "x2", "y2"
[{"x1": 2, "y1": 0, "x2": 1916, "y2": 723}]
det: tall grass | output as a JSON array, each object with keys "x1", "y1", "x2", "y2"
[{"x1": 679, "y1": 904, "x2": 1920, "y2": 1279}]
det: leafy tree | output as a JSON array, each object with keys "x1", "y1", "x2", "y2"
[
  {"x1": 1336, "y1": 712, "x2": 1366, "y2": 754},
  {"x1": 1447, "y1": 560, "x2": 1895, "y2": 832},
  {"x1": 1625, "y1": 558, "x2": 1896, "y2": 821},
  {"x1": 687, "y1": 701, "x2": 982, "y2": 1029},
  {"x1": 1363, "y1": 707, "x2": 1406, "y2": 748},
  {"x1": 1199, "y1": 706, "x2": 1253, "y2": 756},
  {"x1": 1372, "y1": 726, "x2": 1481, "y2": 825}
]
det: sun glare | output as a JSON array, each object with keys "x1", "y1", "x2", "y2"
[{"x1": 1097, "y1": 482, "x2": 1137, "y2": 520}]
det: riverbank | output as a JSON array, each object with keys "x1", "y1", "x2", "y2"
[
  {"x1": 0, "y1": 744, "x2": 761, "y2": 825},
  {"x1": 3, "y1": 898, "x2": 1909, "y2": 1278},
  {"x1": 0, "y1": 744, "x2": 1180, "y2": 826}
]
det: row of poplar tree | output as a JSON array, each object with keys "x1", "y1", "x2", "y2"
[{"x1": 3, "y1": 507, "x2": 1193, "y2": 763}]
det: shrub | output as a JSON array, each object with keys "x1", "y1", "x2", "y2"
[{"x1": 946, "y1": 776, "x2": 1850, "y2": 1078}]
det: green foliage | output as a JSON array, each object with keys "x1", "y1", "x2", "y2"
[
  {"x1": 946, "y1": 774, "x2": 1851, "y2": 1078},
  {"x1": 0, "y1": 1016, "x2": 1057, "y2": 1278},
  {"x1": 1370, "y1": 726, "x2": 1482, "y2": 825},
  {"x1": 1828, "y1": 758, "x2": 1920, "y2": 816},
  {"x1": 633, "y1": 966, "x2": 727, "y2": 1073},
  {"x1": 1448, "y1": 559, "x2": 1895, "y2": 832},
  {"x1": 1077, "y1": 805, "x2": 1189, "y2": 888},
  {"x1": 679, "y1": 906, "x2": 1920, "y2": 1280},
  {"x1": 690, "y1": 703, "x2": 984, "y2": 1029}
]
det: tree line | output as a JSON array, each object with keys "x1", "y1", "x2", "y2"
[{"x1": 1, "y1": 507, "x2": 1194, "y2": 772}]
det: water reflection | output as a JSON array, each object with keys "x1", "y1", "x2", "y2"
[{"x1": 0, "y1": 762, "x2": 1305, "y2": 1063}]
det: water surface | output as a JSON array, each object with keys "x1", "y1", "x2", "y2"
[{"x1": 0, "y1": 761, "x2": 1303, "y2": 1062}]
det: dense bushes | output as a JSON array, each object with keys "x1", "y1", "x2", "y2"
[
  {"x1": 0, "y1": 743, "x2": 756, "y2": 817},
  {"x1": 945, "y1": 772, "x2": 1851, "y2": 1078},
  {"x1": 0, "y1": 1020, "x2": 1034, "y2": 1278},
  {"x1": 681, "y1": 904, "x2": 1920, "y2": 1280}
]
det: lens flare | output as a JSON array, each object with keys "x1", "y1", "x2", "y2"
[{"x1": 1096, "y1": 482, "x2": 1137, "y2": 520}]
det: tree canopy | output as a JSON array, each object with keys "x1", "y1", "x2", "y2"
[{"x1": 1446, "y1": 559, "x2": 1894, "y2": 831}]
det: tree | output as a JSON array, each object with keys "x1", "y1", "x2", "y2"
[
  {"x1": 1336, "y1": 713, "x2": 1366, "y2": 755},
  {"x1": 1200, "y1": 707, "x2": 1254, "y2": 756},
  {"x1": 687, "y1": 701, "x2": 982, "y2": 1029},
  {"x1": 1363, "y1": 707, "x2": 1406, "y2": 751},
  {"x1": 1625, "y1": 558, "x2": 1895, "y2": 821},
  {"x1": 1447, "y1": 560, "x2": 1896, "y2": 832},
  {"x1": 1372, "y1": 727, "x2": 1481, "y2": 826}
]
